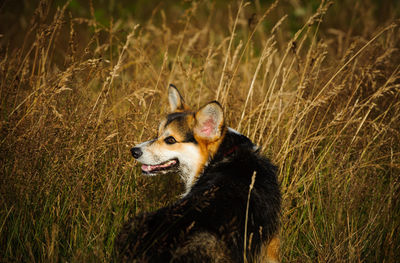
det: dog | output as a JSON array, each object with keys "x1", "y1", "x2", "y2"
[{"x1": 115, "y1": 85, "x2": 281, "y2": 262}]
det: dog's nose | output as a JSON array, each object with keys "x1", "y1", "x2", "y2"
[{"x1": 131, "y1": 147, "x2": 143, "y2": 159}]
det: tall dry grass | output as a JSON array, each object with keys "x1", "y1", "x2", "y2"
[{"x1": 1, "y1": 0, "x2": 399, "y2": 262}]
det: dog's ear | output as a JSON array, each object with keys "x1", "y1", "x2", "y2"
[
  {"x1": 194, "y1": 101, "x2": 225, "y2": 142},
  {"x1": 168, "y1": 84, "x2": 189, "y2": 112}
]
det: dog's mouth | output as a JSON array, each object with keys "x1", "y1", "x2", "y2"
[{"x1": 141, "y1": 159, "x2": 179, "y2": 175}]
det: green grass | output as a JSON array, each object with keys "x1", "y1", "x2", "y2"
[{"x1": 1, "y1": 0, "x2": 399, "y2": 262}]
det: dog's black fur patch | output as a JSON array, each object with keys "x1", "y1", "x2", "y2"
[{"x1": 115, "y1": 131, "x2": 281, "y2": 262}]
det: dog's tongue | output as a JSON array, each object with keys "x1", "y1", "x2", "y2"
[
  {"x1": 142, "y1": 160, "x2": 177, "y2": 172},
  {"x1": 141, "y1": 164, "x2": 152, "y2": 172}
]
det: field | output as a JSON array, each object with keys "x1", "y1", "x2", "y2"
[{"x1": 1, "y1": 0, "x2": 399, "y2": 262}]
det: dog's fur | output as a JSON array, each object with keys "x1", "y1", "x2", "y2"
[{"x1": 115, "y1": 85, "x2": 281, "y2": 262}]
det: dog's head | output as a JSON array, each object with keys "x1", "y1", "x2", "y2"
[{"x1": 131, "y1": 85, "x2": 226, "y2": 190}]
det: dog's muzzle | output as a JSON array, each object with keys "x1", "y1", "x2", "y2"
[{"x1": 131, "y1": 147, "x2": 143, "y2": 159}]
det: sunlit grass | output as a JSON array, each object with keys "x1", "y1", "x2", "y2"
[{"x1": 1, "y1": 0, "x2": 399, "y2": 262}]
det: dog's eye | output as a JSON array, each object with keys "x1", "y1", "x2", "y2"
[{"x1": 164, "y1": 136, "x2": 177, "y2": 145}]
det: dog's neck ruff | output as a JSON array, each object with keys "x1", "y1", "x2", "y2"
[{"x1": 182, "y1": 129, "x2": 257, "y2": 196}]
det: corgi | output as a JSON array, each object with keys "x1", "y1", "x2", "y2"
[{"x1": 115, "y1": 85, "x2": 281, "y2": 262}]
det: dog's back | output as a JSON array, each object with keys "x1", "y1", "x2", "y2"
[{"x1": 115, "y1": 131, "x2": 281, "y2": 262}]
